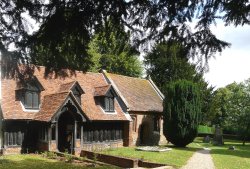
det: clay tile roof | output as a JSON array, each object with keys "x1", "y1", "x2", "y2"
[
  {"x1": 1, "y1": 66, "x2": 128, "y2": 121},
  {"x1": 58, "y1": 81, "x2": 76, "y2": 92},
  {"x1": 94, "y1": 85, "x2": 111, "y2": 96},
  {"x1": 106, "y1": 73, "x2": 163, "y2": 113},
  {"x1": 34, "y1": 92, "x2": 69, "y2": 122}
]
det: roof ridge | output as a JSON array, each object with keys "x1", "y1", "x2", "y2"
[
  {"x1": 108, "y1": 73, "x2": 146, "y2": 81},
  {"x1": 35, "y1": 65, "x2": 103, "y2": 75}
]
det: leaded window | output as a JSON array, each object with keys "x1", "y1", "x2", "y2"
[
  {"x1": 82, "y1": 123, "x2": 123, "y2": 143},
  {"x1": 102, "y1": 97, "x2": 114, "y2": 112},
  {"x1": 4, "y1": 131, "x2": 24, "y2": 146},
  {"x1": 24, "y1": 91, "x2": 39, "y2": 109}
]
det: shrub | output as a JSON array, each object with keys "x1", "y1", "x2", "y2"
[
  {"x1": 163, "y1": 80, "x2": 201, "y2": 147},
  {"x1": 64, "y1": 151, "x2": 74, "y2": 163},
  {"x1": 42, "y1": 151, "x2": 57, "y2": 159}
]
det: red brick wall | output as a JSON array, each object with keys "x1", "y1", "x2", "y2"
[
  {"x1": 81, "y1": 150, "x2": 139, "y2": 168},
  {"x1": 81, "y1": 150, "x2": 169, "y2": 168},
  {"x1": 128, "y1": 113, "x2": 167, "y2": 146}
]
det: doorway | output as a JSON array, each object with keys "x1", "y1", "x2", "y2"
[
  {"x1": 58, "y1": 111, "x2": 75, "y2": 153},
  {"x1": 139, "y1": 123, "x2": 150, "y2": 145}
]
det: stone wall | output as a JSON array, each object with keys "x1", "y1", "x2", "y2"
[
  {"x1": 50, "y1": 140, "x2": 57, "y2": 151},
  {"x1": 82, "y1": 140, "x2": 123, "y2": 151},
  {"x1": 3, "y1": 146, "x2": 22, "y2": 154}
]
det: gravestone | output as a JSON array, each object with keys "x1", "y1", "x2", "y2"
[
  {"x1": 228, "y1": 146, "x2": 235, "y2": 150},
  {"x1": 213, "y1": 127, "x2": 224, "y2": 145},
  {"x1": 203, "y1": 135, "x2": 211, "y2": 143}
]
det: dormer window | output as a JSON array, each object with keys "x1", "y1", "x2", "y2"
[
  {"x1": 72, "y1": 87, "x2": 82, "y2": 105},
  {"x1": 16, "y1": 76, "x2": 44, "y2": 110},
  {"x1": 94, "y1": 85, "x2": 117, "y2": 113},
  {"x1": 59, "y1": 81, "x2": 84, "y2": 105},
  {"x1": 103, "y1": 96, "x2": 114, "y2": 112},
  {"x1": 24, "y1": 91, "x2": 39, "y2": 109}
]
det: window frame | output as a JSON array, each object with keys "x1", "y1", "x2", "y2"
[
  {"x1": 103, "y1": 96, "x2": 115, "y2": 112},
  {"x1": 23, "y1": 90, "x2": 40, "y2": 109}
]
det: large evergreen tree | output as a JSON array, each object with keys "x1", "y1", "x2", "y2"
[
  {"x1": 2, "y1": 0, "x2": 250, "y2": 74},
  {"x1": 163, "y1": 80, "x2": 201, "y2": 147},
  {"x1": 144, "y1": 41, "x2": 197, "y2": 90},
  {"x1": 145, "y1": 40, "x2": 214, "y2": 125},
  {"x1": 88, "y1": 19, "x2": 142, "y2": 77}
]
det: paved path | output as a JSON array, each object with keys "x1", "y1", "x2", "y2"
[{"x1": 180, "y1": 149, "x2": 215, "y2": 169}]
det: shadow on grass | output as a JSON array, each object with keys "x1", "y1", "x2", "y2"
[
  {"x1": 164, "y1": 145, "x2": 201, "y2": 152},
  {"x1": 193, "y1": 138, "x2": 250, "y2": 159},
  {"x1": 0, "y1": 155, "x2": 115, "y2": 169},
  {"x1": 210, "y1": 142, "x2": 250, "y2": 159}
]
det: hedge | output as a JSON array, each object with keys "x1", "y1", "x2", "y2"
[{"x1": 198, "y1": 125, "x2": 215, "y2": 135}]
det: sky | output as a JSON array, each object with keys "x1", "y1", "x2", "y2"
[{"x1": 204, "y1": 23, "x2": 250, "y2": 89}]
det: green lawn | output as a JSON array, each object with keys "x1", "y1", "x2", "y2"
[
  {"x1": 102, "y1": 145, "x2": 199, "y2": 168},
  {"x1": 1, "y1": 139, "x2": 249, "y2": 169},
  {"x1": 0, "y1": 154, "x2": 116, "y2": 169},
  {"x1": 192, "y1": 138, "x2": 250, "y2": 169},
  {"x1": 101, "y1": 138, "x2": 250, "y2": 169}
]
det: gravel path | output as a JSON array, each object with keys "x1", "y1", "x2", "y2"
[{"x1": 180, "y1": 149, "x2": 215, "y2": 169}]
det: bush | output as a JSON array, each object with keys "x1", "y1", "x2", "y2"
[
  {"x1": 64, "y1": 151, "x2": 74, "y2": 163},
  {"x1": 163, "y1": 80, "x2": 201, "y2": 147},
  {"x1": 42, "y1": 151, "x2": 57, "y2": 159}
]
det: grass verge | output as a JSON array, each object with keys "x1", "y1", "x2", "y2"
[
  {"x1": 193, "y1": 138, "x2": 250, "y2": 169},
  {"x1": 0, "y1": 154, "x2": 117, "y2": 169},
  {"x1": 102, "y1": 145, "x2": 199, "y2": 168}
]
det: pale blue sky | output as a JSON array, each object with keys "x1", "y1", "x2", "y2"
[{"x1": 205, "y1": 23, "x2": 250, "y2": 88}]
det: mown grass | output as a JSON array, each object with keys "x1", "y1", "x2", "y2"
[
  {"x1": 193, "y1": 138, "x2": 250, "y2": 169},
  {"x1": 0, "y1": 154, "x2": 117, "y2": 169},
  {"x1": 102, "y1": 138, "x2": 250, "y2": 169},
  {"x1": 102, "y1": 145, "x2": 199, "y2": 168}
]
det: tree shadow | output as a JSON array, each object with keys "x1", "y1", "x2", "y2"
[{"x1": 210, "y1": 143, "x2": 250, "y2": 159}]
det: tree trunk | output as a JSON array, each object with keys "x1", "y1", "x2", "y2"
[{"x1": 242, "y1": 122, "x2": 250, "y2": 146}]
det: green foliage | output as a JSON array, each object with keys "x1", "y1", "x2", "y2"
[
  {"x1": 64, "y1": 153, "x2": 74, "y2": 163},
  {"x1": 42, "y1": 151, "x2": 57, "y2": 159},
  {"x1": 211, "y1": 80, "x2": 250, "y2": 144},
  {"x1": 163, "y1": 80, "x2": 201, "y2": 147},
  {"x1": 144, "y1": 41, "x2": 197, "y2": 90},
  {"x1": 145, "y1": 41, "x2": 214, "y2": 125},
  {"x1": 198, "y1": 125, "x2": 215, "y2": 134},
  {"x1": 4, "y1": 0, "x2": 250, "y2": 74},
  {"x1": 88, "y1": 19, "x2": 142, "y2": 77}
]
